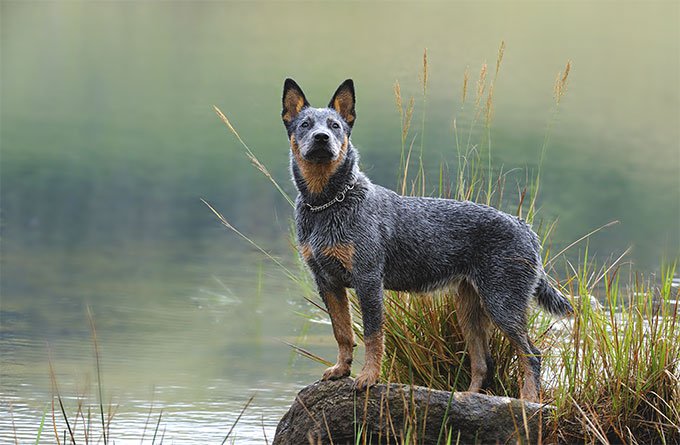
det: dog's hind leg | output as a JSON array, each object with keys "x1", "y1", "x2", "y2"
[
  {"x1": 508, "y1": 334, "x2": 541, "y2": 402},
  {"x1": 480, "y1": 289, "x2": 541, "y2": 402},
  {"x1": 453, "y1": 280, "x2": 494, "y2": 393},
  {"x1": 321, "y1": 287, "x2": 355, "y2": 381}
]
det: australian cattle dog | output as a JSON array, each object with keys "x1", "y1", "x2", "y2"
[{"x1": 281, "y1": 78, "x2": 573, "y2": 402}]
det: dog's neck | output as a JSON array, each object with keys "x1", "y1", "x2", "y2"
[{"x1": 292, "y1": 146, "x2": 359, "y2": 207}]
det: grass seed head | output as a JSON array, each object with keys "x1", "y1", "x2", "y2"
[
  {"x1": 462, "y1": 66, "x2": 470, "y2": 105},
  {"x1": 476, "y1": 63, "x2": 488, "y2": 104},
  {"x1": 554, "y1": 60, "x2": 572, "y2": 105}
]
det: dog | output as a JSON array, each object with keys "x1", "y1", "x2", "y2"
[{"x1": 281, "y1": 78, "x2": 573, "y2": 402}]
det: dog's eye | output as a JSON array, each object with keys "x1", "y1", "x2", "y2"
[
  {"x1": 301, "y1": 121, "x2": 309, "y2": 128},
  {"x1": 331, "y1": 122, "x2": 341, "y2": 130}
]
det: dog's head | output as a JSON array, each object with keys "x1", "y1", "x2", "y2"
[{"x1": 281, "y1": 78, "x2": 355, "y2": 164}]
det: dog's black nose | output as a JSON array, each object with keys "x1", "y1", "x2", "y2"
[{"x1": 313, "y1": 132, "x2": 330, "y2": 142}]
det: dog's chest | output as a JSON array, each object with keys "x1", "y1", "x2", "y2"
[{"x1": 297, "y1": 211, "x2": 355, "y2": 281}]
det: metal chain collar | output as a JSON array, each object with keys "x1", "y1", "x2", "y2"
[{"x1": 306, "y1": 181, "x2": 356, "y2": 213}]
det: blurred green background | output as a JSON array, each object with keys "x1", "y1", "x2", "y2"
[{"x1": 1, "y1": 1, "x2": 678, "y2": 442}]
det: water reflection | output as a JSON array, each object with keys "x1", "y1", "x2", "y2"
[{"x1": 3, "y1": 380, "x2": 302, "y2": 443}]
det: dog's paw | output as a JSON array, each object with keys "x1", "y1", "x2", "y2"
[
  {"x1": 353, "y1": 367, "x2": 380, "y2": 390},
  {"x1": 322, "y1": 363, "x2": 351, "y2": 381}
]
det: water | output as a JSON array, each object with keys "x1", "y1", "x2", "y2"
[{"x1": 1, "y1": 2, "x2": 678, "y2": 443}]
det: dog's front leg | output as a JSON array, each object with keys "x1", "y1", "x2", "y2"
[
  {"x1": 321, "y1": 287, "x2": 355, "y2": 381},
  {"x1": 354, "y1": 279, "x2": 384, "y2": 390}
]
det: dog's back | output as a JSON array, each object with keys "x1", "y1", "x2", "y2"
[{"x1": 372, "y1": 185, "x2": 542, "y2": 294}]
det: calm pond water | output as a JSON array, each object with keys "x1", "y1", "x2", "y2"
[{"x1": 1, "y1": 1, "x2": 678, "y2": 443}]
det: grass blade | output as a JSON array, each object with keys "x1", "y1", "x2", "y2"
[
  {"x1": 140, "y1": 388, "x2": 155, "y2": 445},
  {"x1": 151, "y1": 409, "x2": 163, "y2": 445},
  {"x1": 221, "y1": 395, "x2": 255, "y2": 445},
  {"x1": 86, "y1": 307, "x2": 106, "y2": 445},
  {"x1": 47, "y1": 349, "x2": 76, "y2": 444},
  {"x1": 34, "y1": 405, "x2": 48, "y2": 444},
  {"x1": 201, "y1": 199, "x2": 300, "y2": 284},
  {"x1": 213, "y1": 105, "x2": 294, "y2": 207},
  {"x1": 281, "y1": 340, "x2": 334, "y2": 367},
  {"x1": 546, "y1": 220, "x2": 619, "y2": 266}
]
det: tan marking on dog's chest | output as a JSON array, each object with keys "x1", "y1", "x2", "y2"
[
  {"x1": 290, "y1": 135, "x2": 348, "y2": 194},
  {"x1": 299, "y1": 243, "x2": 313, "y2": 262},
  {"x1": 321, "y1": 242, "x2": 355, "y2": 272}
]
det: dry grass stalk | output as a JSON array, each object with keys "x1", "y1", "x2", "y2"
[
  {"x1": 476, "y1": 64, "x2": 488, "y2": 106},
  {"x1": 403, "y1": 97, "x2": 415, "y2": 142},
  {"x1": 485, "y1": 91, "x2": 494, "y2": 125},
  {"x1": 394, "y1": 83, "x2": 415, "y2": 145},
  {"x1": 485, "y1": 41, "x2": 506, "y2": 125},
  {"x1": 213, "y1": 105, "x2": 294, "y2": 207},
  {"x1": 554, "y1": 60, "x2": 572, "y2": 105},
  {"x1": 422, "y1": 48, "x2": 429, "y2": 96},
  {"x1": 394, "y1": 81, "x2": 403, "y2": 118},
  {"x1": 395, "y1": 79, "x2": 416, "y2": 196},
  {"x1": 213, "y1": 105, "x2": 242, "y2": 143},
  {"x1": 495, "y1": 41, "x2": 506, "y2": 76},
  {"x1": 462, "y1": 66, "x2": 470, "y2": 105}
]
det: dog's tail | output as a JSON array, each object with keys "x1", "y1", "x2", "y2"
[{"x1": 534, "y1": 277, "x2": 574, "y2": 316}]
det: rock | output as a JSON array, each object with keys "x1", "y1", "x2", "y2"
[{"x1": 273, "y1": 379, "x2": 553, "y2": 444}]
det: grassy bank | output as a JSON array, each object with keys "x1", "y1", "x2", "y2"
[{"x1": 213, "y1": 44, "x2": 679, "y2": 444}]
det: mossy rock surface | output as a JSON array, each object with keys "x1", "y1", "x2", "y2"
[{"x1": 273, "y1": 379, "x2": 553, "y2": 444}]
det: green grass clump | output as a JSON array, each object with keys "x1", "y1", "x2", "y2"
[{"x1": 552, "y1": 263, "x2": 679, "y2": 443}]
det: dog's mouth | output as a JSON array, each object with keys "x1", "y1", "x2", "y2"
[{"x1": 303, "y1": 144, "x2": 335, "y2": 163}]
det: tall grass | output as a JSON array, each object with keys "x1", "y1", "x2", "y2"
[
  {"x1": 551, "y1": 262, "x2": 679, "y2": 443},
  {"x1": 211, "y1": 44, "x2": 680, "y2": 444}
]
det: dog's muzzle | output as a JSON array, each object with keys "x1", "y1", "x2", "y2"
[{"x1": 304, "y1": 132, "x2": 335, "y2": 162}]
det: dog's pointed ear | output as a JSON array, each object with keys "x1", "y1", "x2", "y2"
[
  {"x1": 282, "y1": 78, "x2": 309, "y2": 127},
  {"x1": 328, "y1": 79, "x2": 356, "y2": 127}
]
